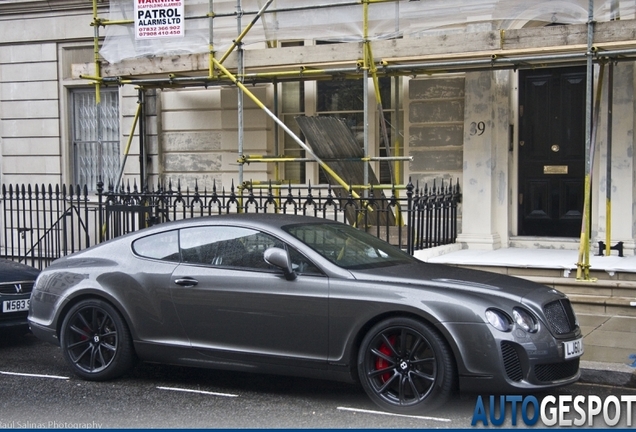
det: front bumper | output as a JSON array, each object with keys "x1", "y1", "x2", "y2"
[{"x1": 442, "y1": 321, "x2": 581, "y2": 394}]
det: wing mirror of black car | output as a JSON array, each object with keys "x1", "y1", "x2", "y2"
[{"x1": 264, "y1": 247, "x2": 297, "y2": 281}]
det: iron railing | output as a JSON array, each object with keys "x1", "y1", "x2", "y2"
[{"x1": 1, "y1": 179, "x2": 461, "y2": 269}]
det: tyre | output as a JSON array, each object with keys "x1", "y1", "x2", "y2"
[
  {"x1": 60, "y1": 299, "x2": 136, "y2": 381},
  {"x1": 357, "y1": 317, "x2": 457, "y2": 413}
]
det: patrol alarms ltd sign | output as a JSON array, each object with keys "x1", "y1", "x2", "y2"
[{"x1": 135, "y1": 0, "x2": 184, "y2": 39}]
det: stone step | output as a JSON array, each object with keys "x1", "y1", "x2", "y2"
[{"x1": 517, "y1": 275, "x2": 636, "y2": 318}]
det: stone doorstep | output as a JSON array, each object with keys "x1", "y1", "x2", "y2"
[
  {"x1": 567, "y1": 294, "x2": 636, "y2": 307},
  {"x1": 520, "y1": 275, "x2": 636, "y2": 300},
  {"x1": 515, "y1": 275, "x2": 636, "y2": 317},
  {"x1": 521, "y1": 275, "x2": 636, "y2": 291}
]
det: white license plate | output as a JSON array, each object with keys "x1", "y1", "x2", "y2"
[
  {"x1": 563, "y1": 338, "x2": 584, "y2": 359},
  {"x1": 2, "y1": 299, "x2": 30, "y2": 313}
]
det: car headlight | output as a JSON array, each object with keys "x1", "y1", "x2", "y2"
[
  {"x1": 485, "y1": 309, "x2": 512, "y2": 332},
  {"x1": 513, "y1": 307, "x2": 538, "y2": 333}
]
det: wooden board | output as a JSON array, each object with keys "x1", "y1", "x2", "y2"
[{"x1": 295, "y1": 116, "x2": 395, "y2": 227}]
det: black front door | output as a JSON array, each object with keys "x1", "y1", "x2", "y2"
[{"x1": 518, "y1": 66, "x2": 586, "y2": 237}]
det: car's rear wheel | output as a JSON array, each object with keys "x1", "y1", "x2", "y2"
[
  {"x1": 357, "y1": 317, "x2": 456, "y2": 413},
  {"x1": 60, "y1": 299, "x2": 135, "y2": 381}
]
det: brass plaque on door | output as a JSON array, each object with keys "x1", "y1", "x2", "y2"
[{"x1": 544, "y1": 165, "x2": 568, "y2": 175}]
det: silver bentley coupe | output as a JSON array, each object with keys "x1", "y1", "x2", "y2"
[{"x1": 28, "y1": 214, "x2": 582, "y2": 413}]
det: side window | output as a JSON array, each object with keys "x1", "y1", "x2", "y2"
[
  {"x1": 288, "y1": 247, "x2": 323, "y2": 276},
  {"x1": 179, "y1": 226, "x2": 285, "y2": 270},
  {"x1": 132, "y1": 230, "x2": 179, "y2": 261}
]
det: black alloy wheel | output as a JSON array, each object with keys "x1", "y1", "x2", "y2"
[
  {"x1": 60, "y1": 299, "x2": 135, "y2": 381},
  {"x1": 358, "y1": 317, "x2": 456, "y2": 413}
]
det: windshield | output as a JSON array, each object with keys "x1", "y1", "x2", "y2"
[{"x1": 284, "y1": 223, "x2": 415, "y2": 270}]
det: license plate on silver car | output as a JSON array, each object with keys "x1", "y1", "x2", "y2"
[
  {"x1": 563, "y1": 338, "x2": 584, "y2": 359},
  {"x1": 2, "y1": 299, "x2": 30, "y2": 313}
]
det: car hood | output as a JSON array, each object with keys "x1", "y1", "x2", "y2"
[
  {"x1": 0, "y1": 259, "x2": 40, "y2": 282},
  {"x1": 349, "y1": 261, "x2": 554, "y2": 302}
]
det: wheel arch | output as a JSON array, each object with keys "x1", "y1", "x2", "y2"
[
  {"x1": 347, "y1": 311, "x2": 459, "y2": 386},
  {"x1": 54, "y1": 291, "x2": 137, "y2": 342}
]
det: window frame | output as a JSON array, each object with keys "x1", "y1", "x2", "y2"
[{"x1": 70, "y1": 87, "x2": 121, "y2": 191}]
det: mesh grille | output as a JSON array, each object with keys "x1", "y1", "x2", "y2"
[
  {"x1": 501, "y1": 341, "x2": 523, "y2": 382},
  {"x1": 0, "y1": 310, "x2": 28, "y2": 321},
  {"x1": 0, "y1": 282, "x2": 34, "y2": 295},
  {"x1": 534, "y1": 359, "x2": 580, "y2": 382},
  {"x1": 544, "y1": 299, "x2": 576, "y2": 335}
]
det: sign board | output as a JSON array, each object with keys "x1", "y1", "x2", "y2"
[{"x1": 135, "y1": 0, "x2": 184, "y2": 40}]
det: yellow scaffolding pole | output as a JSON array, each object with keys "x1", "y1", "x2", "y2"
[
  {"x1": 239, "y1": 155, "x2": 412, "y2": 164},
  {"x1": 207, "y1": 0, "x2": 216, "y2": 79},
  {"x1": 605, "y1": 62, "x2": 614, "y2": 256},
  {"x1": 243, "y1": 180, "x2": 410, "y2": 190},
  {"x1": 212, "y1": 57, "x2": 365, "y2": 202},
  {"x1": 576, "y1": 62, "x2": 605, "y2": 281},
  {"x1": 217, "y1": 0, "x2": 274, "y2": 65},
  {"x1": 90, "y1": 0, "x2": 102, "y2": 104},
  {"x1": 114, "y1": 97, "x2": 143, "y2": 192},
  {"x1": 363, "y1": 0, "x2": 403, "y2": 226}
]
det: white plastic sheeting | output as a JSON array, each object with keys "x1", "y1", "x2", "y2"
[{"x1": 100, "y1": 0, "x2": 635, "y2": 64}]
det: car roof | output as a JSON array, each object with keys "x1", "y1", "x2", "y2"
[{"x1": 155, "y1": 213, "x2": 339, "y2": 231}]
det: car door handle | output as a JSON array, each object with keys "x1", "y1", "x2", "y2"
[{"x1": 174, "y1": 278, "x2": 198, "y2": 287}]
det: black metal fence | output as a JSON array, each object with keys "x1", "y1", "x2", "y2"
[{"x1": 1, "y1": 179, "x2": 461, "y2": 269}]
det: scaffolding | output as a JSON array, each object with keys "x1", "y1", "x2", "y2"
[{"x1": 80, "y1": 0, "x2": 636, "y2": 280}]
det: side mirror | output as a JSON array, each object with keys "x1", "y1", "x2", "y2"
[{"x1": 264, "y1": 247, "x2": 296, "y2": 281}]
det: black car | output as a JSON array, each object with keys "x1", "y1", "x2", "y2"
[
  {"x1": 28, "y1": 214, "x2": 582, "y2": 413},
  {"x1": 1, "y1": 258, "x2": 40, "y2": 335}
]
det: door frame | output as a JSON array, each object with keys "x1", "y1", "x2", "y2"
[{"x1": 513, "y1": 66, "x2": 587, "y2": 239}]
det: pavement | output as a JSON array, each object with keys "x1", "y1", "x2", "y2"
[{"x1": 578, "y1": 313, "x2": 636, "y2": 388}]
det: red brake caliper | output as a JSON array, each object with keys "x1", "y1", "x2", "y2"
[{"x1": 375, "y1": 335, "x2": 396, "y2": 382}]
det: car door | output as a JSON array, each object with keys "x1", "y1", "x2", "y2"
[
  {"x1": 129, "y1": 229, "x2": 189, "y2": 345},
  {"x1": 169, "y1": 225, "x2": 330, "y2": 367}
]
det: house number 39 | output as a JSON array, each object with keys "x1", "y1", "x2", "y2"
[{"x1": 469, "y1": 121, "x2": 486, "y2": 136}]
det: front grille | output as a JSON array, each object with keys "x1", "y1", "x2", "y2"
[
  {"x1": 534, "y1": 359, "x2": 579, "y2": 382},
  {"x1": 544, "y1": 299, "x2": 577, "y2": 335},
  {"x1": 0, "y1": 282, "x2": 34, "y2": 295},
  {"x1": 501, "y1": 341, "x2": 523, "y2": 382}
]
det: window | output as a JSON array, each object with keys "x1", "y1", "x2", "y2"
[
  {"x1": 179, "y1": 226, "x2": 284, "y2": 270},
  {"x1": 71, "y1": 88, "x2": 120, "y2": 191},
  {"x1": 285, "y1": 222, "x2": 414, "y2": 270},
  {"x1": 178, "y1": 225, "x2": 322, "y2": 275},
  {"x1": 287, "y1": 247, "x2": 322, "y2": 276},
  {"x1": 316, "y1": 75, "x2": 395, "y2": 184},
  {"x1": 132, "y1": 230, "x2": 179, "y2": 261}
]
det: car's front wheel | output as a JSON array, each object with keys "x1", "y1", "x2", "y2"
[
  {"x1": 357, "y1": 317, "x2": 457, "y2": 413},
  {"x1": 60, "y1": 299, "x2": 135, "y2": 381}
]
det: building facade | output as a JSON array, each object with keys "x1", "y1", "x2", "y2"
[{"x1": 1, "y1": 0, "x2": 636, "y2": 259}]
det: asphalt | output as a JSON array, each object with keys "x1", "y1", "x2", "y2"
[{"x1": 578, "y1": 313, "x2": 636, "y2": 388}]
